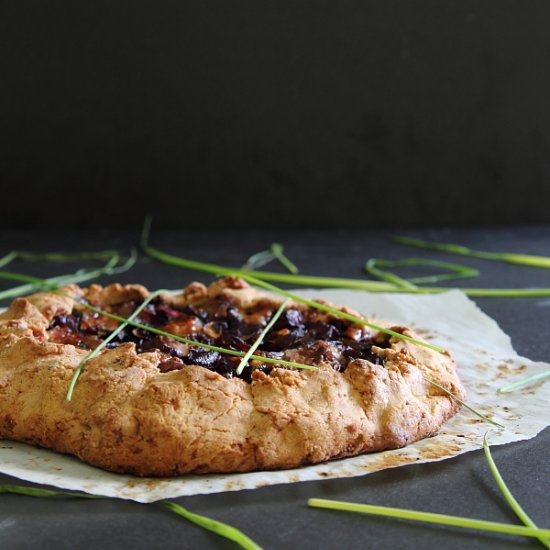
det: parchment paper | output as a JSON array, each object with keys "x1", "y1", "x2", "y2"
[{"x1": 1, "y1": 289, "x2": 548, "y2": 503}]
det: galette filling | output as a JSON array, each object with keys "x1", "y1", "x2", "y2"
[{"x1": 47, "y1": 296, "x2": 387, "y2": 381}]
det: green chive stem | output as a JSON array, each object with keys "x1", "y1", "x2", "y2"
[
  {"x1": 15, "y1": 250, "x2": 120, "y2": 263},
  {"x1": 0, "y1": 484, "x2": 99, "y2": 499},
  {"x1": 159, "y1": 501, "x2": 263, "y2": 550},
  {"x1": 270, "y1": 243, "x2": 299, "y2": 274},
  {"x1": 0, "y1": 250, "x2": 137, "y2": 302},
  {"x1": 140, "y1": 219, "x2": 550, "y2": 298},
  {"x1": 140, "y1": 217, "x2": 394, "y2": 291},
  {"x1": 364, "y1": 259, "x2": 419, "y2": 290},
  {"x1": 242, "y1": 244, "x2": 298, "y2": 275},
  {"x1": 0, "y1": 484, "x2": 262, "y2": 549},
  {"x1": 393, "y1": 236, "x2": 550, "y2": 269},
  {"x1": 0, "y1": 251, "x2": 18, "y2": 269},
  {"x1": 235, "y1": 298, "x2": 291, "y2": 375},
  {"x1": 141, "y1": 221, "x2": 443, "y2": 352},
  {"x1": 453, "y1": 288, "x2": 550, "y2": 297},
  {"x1": 65, "y1": 289, "x2": 165, "y2": 401},
  {"x1": 0, "y1": 270, "x2": 48, "y2": 286},
  {"x1": 365, "y1": 258, "x2": 479, "y2": 286},
  {"x1": 242, "y1": 250, "x2": 277, "y2": 271},
  {"x1": 424, "y1": 377, "x2": 505, "y2": 429},
  {"x1": 307, "y1": 498, "x2": 550, "y2": 539},
  {"x1": 497, "y1": 370, "x2": 550, "y2": 394},
  {"x1": 234, "y1": 273, "x2": 447, "y2": 354},
  {"x1": 483, "y1": 434, "x2": 550, "y2": 549}
]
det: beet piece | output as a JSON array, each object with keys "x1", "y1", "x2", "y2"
[
  {"x1": 262, "y1": 326, "x2": 307, "y2": 351},
  {"x1": 158, "y1": 358, "x2": 186, "y2": 373},
  {"x1": 182, "y1": 304, "x2": 209, "y2": 321},
  {"x1": 275, "y1": 309, "x2": 303, "y2": 329},
  {"x1": 308, "y1": 320, "x2": 342, "y2": 340},
  {"x1": 215, "y1": 334, "x2": 250, "y2": 353},
  {"x1": 49, "y1": 311, "x2": 82, "y2": 333},
  {"x1": 186, "y1": 348, "x2": 220, "y2": 368},
  {"x1": 149, "y1": 303, "x2": 186, "y2": 325},
  {"x1": 210, "y1": 354, "x2": 241, "y2": 378}
]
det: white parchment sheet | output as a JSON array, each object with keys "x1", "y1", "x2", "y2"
[{"x1": 0, "y1": 289, "x2": 548, "y2": 503}]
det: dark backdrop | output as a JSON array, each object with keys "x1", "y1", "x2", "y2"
[{"x1": 1, "y1": 1, "x2": 550, "y2": 229}]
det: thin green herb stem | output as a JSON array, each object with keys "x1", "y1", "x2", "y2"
[
  {"x1": 242, "y1": 250, "x2": 277, "y2": 271},
  {"x1": 307, "y1": 498, "x2": 550, "y2": 539},
  {"x1": 0, "y1": 249, "x2": 119, "y2": 266},
  {"x1": 0, "y1": 484, "x2": 262, "y2": 549},
  {"x1": 68, "y1": 297, "x2": 317, "y2": 372},
  {"x1": 0, "y1": 250, "x2": 137, "y2": 302},
  {"x1": 424, "y1": 377, "x2": 505, "y2": 429},
  {"x1": 366, "y1": 258, "x2": 479, "y2": 286},
  {"x1": 159, "y1": 501, "x2": 263, "y2": 550},
  {"x1": 0, "y1": 252, "x2": 121, "y2": 287},
  {"x1": 454, "y1": 288, "x2": 550, "y2": 297},
  {"x1": 0, "y1": 269, "x2": 102, "y2": 301},
  {"x1": 0, "y1": 276, "x2": 75, "y2": 301},
  {"x1": 141, "y1": 220, "x2": 445, "y2": 352},
  {"x1": 0, "y1": 484, "x2": 99, "y2": 499},
  {"x1": 0, "y1": 251, "x2": 18, "y2": 269},
  {"x1": 141, "y1": 219, "x2": 550, "y2": 298},
  {"x1": 270, "y1": 243, "x2": 299, "y2": 274},
  {"x1": 234, "y1": 273, "x2": 446, "y2": 354},
  {"x1": 65, "y1": 289, "x2": 165, "y2": 401},
  {"x1": 483, "y1": 434, "x2": 550, "y2": 549},
  {"x1": 364, "y1": 259, "x2": 419, "y2": 290},
  {"x1": 144, "y1": 227, "x2": 445, "y2": 353},
  {"x1": 0, "y1": 270, "x2": 48, "y2": 286},
  {"x1": 236, "y1": 298, "x2": 291, "y2": 375},
  {"x1": 242, "y1": 244, "x2": 298, "y2": 275},
  {"x1": 140, "y1": 217, "x2": 394, "y2": 292},
  {"x1": 16, "y1": 250, "x2": 120, "y2": 263},
  {"x1": 393, "y1": 236, "x2": 550, "y2": 268},
  {"x1": 497, "y1": 370, "x2": 550, "y2": 394}
]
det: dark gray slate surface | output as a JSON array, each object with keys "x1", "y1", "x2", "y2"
[{"x1": 0, "y1": 226, "x2": 549, "y2": 549}]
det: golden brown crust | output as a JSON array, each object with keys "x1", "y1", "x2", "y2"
[{"x1": 0, "y1": 278, "x2": 465, "y2": 476}]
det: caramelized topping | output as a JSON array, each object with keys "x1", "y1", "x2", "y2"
[{"x1": 47, "y1": 296, "x2": 386, "y2": 381}]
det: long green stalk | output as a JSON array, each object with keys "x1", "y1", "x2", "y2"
[
  {"x1": 365, "y1": 258, "x2": 479, "y2": 286},
  {"x1": 141, "y1": 220, "x2": 445, "y2": 353},
  {"x1": 235, "y1": 298, "x2": 291, "y2": 375},
  {"x1": 0, "y1": 484, "x2": 99, "y2": 499},
  {"x1": 232, "y1": 273, "x2": 446, "y2": 353},
  {"x1": 364, "y1": 259, "x2": 419, "y2": 290},
  {"x1": 15, "y1": 250, "x2": 120, "y2": 263},
  {"x1": 141, "y1": 219, "x2": 550, "y2": 298},
  {"x1": 65, "y1": 289, "x2": 164, "y2": 401},
  {"x1": 140, "y1": 217, "x2": 393, "y2": 291},
  {"x1": 439, "y1": 287, "x2": 550, "y2": 298},
  {"x1": 0, "y1": 484, "x2": 262, "y2": 549},
  {"x1": 393, "y1": 236, "x2": 550, "y2": 268},
  {"x1": 242, "y1": 249, "x2": 277, "y2": 271},
  {"x1": 0, "y1": 251, "x2": 137, "y2": 302},
  {"x1": 498, "y1": 370, "x2": 550, "y2": 394},
  {"x1": 0, "y1": 251, "x2": 17, "y2": 268},
  {"x1": 160, "y1": 501, "x2": 263, "y2": 550},
  {"x1": 242, "y1": 243, "x2": 298, "y2": 274},
  {"x1": 424, "y1": 377, "x2": 504, "y2": 429},
  {"x1": 483, "y1": 434, "x2": 550, "y2": 549},
  {"x1": 0, "y1": 270, "x2": 47, "y2": 286},
  {"x1": 307, "y1": 498, "x2": 550, "y2": 539},
  {"x1": 270, "y1": 243, "x2": 299, "y2": 274}
]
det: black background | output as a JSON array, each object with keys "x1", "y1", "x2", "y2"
[{"x1": 2, "y1": 1, "x2": 550, "y2": 229}]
